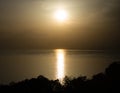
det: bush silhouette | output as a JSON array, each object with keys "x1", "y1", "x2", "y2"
[
  {"x1": 0, "y1": 62, "x2": 120, "y2": 93},
  {"x1": 106, "y1": 62, "x2": 120, "y2": 80}
]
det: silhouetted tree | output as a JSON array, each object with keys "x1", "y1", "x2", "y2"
[
  {"x1": 0, "y1": 62, "x2": 120, "y2": 93},
  {"x1": 105, "y1": 62, "x2": 120, "y2": 93},
  {"x1": 106, "y1": 62, "x2": 120, "y2": 80}
]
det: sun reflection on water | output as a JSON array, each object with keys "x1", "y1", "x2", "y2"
[{"x1": 55, "y1": 49, "x2": 65, "y2": 83}]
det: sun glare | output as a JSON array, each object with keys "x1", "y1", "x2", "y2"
[
  {"x1": 56, "y1": 49, "x2": 65, "y2": 83},
  {"x1": 54, "y1": 9, "x2": 68, "y2": 22}
]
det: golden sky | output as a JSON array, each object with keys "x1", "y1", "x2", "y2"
[{"x1": 0, "y1": 0, "x2": 120, "y2": 49}]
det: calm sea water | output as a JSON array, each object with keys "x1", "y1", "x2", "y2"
[{"x1": 0, "y1": 49, "x2": 120, "y2": 84}]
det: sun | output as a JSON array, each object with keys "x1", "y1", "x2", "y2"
[{"x1": 54, "y1": 9, "x2": 68, "y2": 22}]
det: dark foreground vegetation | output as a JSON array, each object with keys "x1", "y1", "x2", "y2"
[{"x1": 0, "y1": 62, "x2": 120, "y2": 93}]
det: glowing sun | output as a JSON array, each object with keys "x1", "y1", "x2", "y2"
[{"x1": 54, "y1": 9, "x2": 68, "y2": 22}]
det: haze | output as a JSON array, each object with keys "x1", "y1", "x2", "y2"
[{"x1": 0, "y1": 0, "x2": 120, "y2": 50}]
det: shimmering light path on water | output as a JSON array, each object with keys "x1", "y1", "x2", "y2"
[{"x1": 56, "y1": 49, "x2": 65, "y2": 83}]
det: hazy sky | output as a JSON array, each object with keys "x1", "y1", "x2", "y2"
[{"x1": 0, "y1": 0, "x2": 120, "y2": 50}]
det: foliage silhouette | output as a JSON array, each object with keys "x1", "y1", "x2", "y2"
[{"x1": 0, "y1": 62, "x2": 120, "y2": 93}]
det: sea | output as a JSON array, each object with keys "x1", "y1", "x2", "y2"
[{"x1": 0, "y1": 49, "x2": 120, "y2": 84}]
